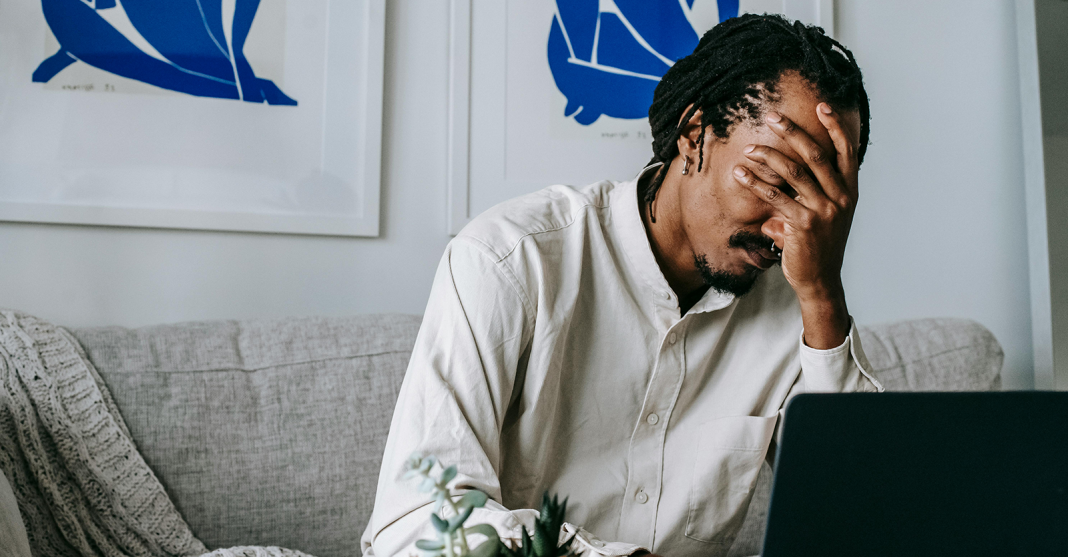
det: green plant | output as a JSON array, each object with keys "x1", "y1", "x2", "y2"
[{"x1": 403, "y1": 453, "x2": 575, "y2": 557}]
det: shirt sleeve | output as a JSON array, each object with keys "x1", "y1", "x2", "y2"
[
  {"x1": 771, "y1": 318, "x2": 884, "y2": 449},
  {"x1": 797, "y1": 317, "x2": 884, "y2": 393},
  {"x1": 360, "y1": 238, "x2": 644, "y2": 557}
]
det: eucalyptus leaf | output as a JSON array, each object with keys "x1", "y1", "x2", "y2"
[
  {"x1": 463, "y1": 524, "x2": 500, "y2": 542},
  {"x1": 415, "y1": 539, "x2": 446, "y2": 551},
  {"x1": 458, "y1": 490, "x2": 489, "y2": 509},
  {"x1": 447, "y1": 505, "x2": 474, "y2": 529},
  {"x1": 441, "y1": 465, "x2": 458, "y2": 485},
  {"x1": 420, "y1": 477, "x2": 437, "y2": 492},
  {"x1": 430, "y1": 513, "x2": 448, "y2": 533},
  {"x1": 468, "y1": 538, "x2": 502, "y2": 557}
]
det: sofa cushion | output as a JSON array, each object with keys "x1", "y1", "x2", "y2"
[{"x1": 67, "y1": 315, "x2": 422, "y2": 557}]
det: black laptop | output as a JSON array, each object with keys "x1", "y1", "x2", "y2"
[{"x1": 762, "y1": 392, "x2": 1068, "y2": 557}]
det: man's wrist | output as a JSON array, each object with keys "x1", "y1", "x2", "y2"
[
  {"x1": 798, "y1": 289, "x2": 851, "y2": 350},
  {"x1": 794, "y1": 276, "x2": 845, "y2": 305}
]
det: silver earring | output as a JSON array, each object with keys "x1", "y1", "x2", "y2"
[
  {"x1": 682, "y1": 157, "x2": 690, "y2": 175},
  {"x1": 770, "y1": 240, "x2": 783, "y2": 257}
]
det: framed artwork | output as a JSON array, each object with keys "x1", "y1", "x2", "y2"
[
  {"x1": 0, "y1": 0, "x2": 386, "y2": 237},
  {"x1": 448, "y1": 0, "x2": 833, "y2": 234}
]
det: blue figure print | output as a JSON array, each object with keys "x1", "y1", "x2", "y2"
[
  {"x1": 548, "y1": 0, "x2": 739, "y2": 125},
  {"x1": 32, "y1": 0, "x2": 296, "y2": 105}
]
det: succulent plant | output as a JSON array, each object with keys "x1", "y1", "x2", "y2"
[{"x1": 403, "y1": 453, "x2": 574, "y2": 557}]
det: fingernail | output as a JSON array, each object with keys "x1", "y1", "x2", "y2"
[
  {"x1": 819, "y1": 103, "x2": 833, "y2": 114},
  {"x1": 765, "y1": 112, "x2": 782, "y2": 123},
  {"x1": 743, "y1": 144, "x2": 756, "y2": 154},
  {"x1": 733, "y1": 167, "x2": 746, "y2": 178}
]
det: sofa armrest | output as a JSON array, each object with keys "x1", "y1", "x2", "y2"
[{"x1": 859, "y1": 318, "x2": 1004, "y2": 392}]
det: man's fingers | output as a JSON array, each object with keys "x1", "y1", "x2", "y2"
[
  {"x1": 743, "y1": 144, "x2": 826, "y2": 206},
  {"x1": 732, "y1": 165, "x2": 807, "y2": 221},
  {"x1": 764, "y1": 111, "x2": 850, "y2": 205},
  {"x1": 816, "y1": 103, "x2": 859, "y2": 198}
]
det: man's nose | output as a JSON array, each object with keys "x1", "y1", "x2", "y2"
[{"x1": 760, "y1": 217, "x2": 787, "y2": 248}]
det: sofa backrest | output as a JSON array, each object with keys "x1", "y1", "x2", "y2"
[
  {"x1": 68, "y1": 315, "x2": 422, "y2": 557},
  {"x1": 67, "y1": 315, "x2": 1003, "y2": 557}
]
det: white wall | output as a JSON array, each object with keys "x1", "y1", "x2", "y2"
[
  {"x1": 0, "y1": 1, "x2": 1036, "y2": 387},
  {"x1": 837, "y1": 1, "x2": 1033, "y2": 389}
]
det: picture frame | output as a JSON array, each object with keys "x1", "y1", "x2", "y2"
[
  {"x1": 447, "y1": 0, "x2": 834, "y2": 234},
  {"x1": 1015, "y1": 0, "x2": 1067, "y2": 389},
  {"x1": 0, "y1": 0, "x2": 386, "y2": 237}
]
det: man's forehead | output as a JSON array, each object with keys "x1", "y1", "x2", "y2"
[{"x1": 769, "y1": 74, "x2": 861, "y2": 156}]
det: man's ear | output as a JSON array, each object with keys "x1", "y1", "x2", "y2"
[{"x1": 675, "y1": 103, "x2": 705, "y2": 161}]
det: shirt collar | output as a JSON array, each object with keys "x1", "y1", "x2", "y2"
[{"x1": 610, "y1": 163, "x2": 736, "y2": 315}]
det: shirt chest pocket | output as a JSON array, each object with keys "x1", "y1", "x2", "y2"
[{"x1": 685, "y1": 415, "x2": 778, "y2": 545}]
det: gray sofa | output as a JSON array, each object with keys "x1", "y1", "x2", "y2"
[{"x1": 54, "y1": 315, "x2": 1002, "y2": 557}]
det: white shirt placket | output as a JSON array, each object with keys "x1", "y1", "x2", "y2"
[{"x1": 620, "y1": 315, "x2": 689, "y2": 547}]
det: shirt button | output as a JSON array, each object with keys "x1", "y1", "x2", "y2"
[
  {"x1": 661, "y1": 290, "x2": 671, "y2": 300},
  {"x1": 635, "y1": 490, "x2": 648, "y2": 504},
  {"x1": 646, "y1": 413, "x2": 659, "y2": 425},
  {"x1": 591, "y1": 540, "x2": 605, "y2": 548},
  {"x1": 669, "y1": 333, "x2": 677, "y2": 344}
]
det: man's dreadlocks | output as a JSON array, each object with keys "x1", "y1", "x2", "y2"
[{"x1": 643, "y1": 13, "x2": 870, "y2": 203}]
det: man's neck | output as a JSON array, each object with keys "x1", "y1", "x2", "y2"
[{"x1": 637, "y1": 170, "x2": 710, "y2": 313}]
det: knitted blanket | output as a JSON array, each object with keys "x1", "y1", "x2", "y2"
[{"x1": 0, "y1": 311, "x2": 313, "y2": 557}]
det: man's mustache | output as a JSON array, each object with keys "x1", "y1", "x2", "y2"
[{"x1": 728, "y1": 230, "x2": 775, "y2": 252}]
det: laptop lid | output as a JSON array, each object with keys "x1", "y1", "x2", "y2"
[{"x1": 761, "y1": 392, "x2": 1068, "y2": 557}]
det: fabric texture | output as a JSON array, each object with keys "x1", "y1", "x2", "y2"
[
  {"x1": 362, "y1": 165, "x2": 881, "y2": 557},
  {"x1": 67, "y1": 314, "x2": 422, "y2": 557},
  {"x1": 0, "y1": 310, "x2": 207, "y2": 557},
  {"x1": 199, "y1": 549, "x2": 311, "y2": 557},
  {"x1": 0, "y1": 310, "x2": 315, "y2": 557},
  {"x1": 724, "y1": 316, "x2": 1005, "y2": 557},
  {"x1": 1, "y1": 466, "x2": 31, "y2": 557}
]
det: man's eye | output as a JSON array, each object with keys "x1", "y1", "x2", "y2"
[{"x1": 777, "y1": 184, "x2": 798, "y2": 199}]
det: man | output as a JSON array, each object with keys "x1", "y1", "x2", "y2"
[{"x1": 362, "y1": 14, "x2": 882, "y2": 557}]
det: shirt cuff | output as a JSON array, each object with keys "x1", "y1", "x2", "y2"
[
  {"x1": 484, "y1": 513, "x2": 644, "y2": 557},
  {"x1": 560, "y1": 523, "x2": 646, "y2": 557},
  {"x1": 798, "y1": 317, "x2": 884, "y2": 393}
]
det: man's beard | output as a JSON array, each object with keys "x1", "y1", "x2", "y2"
[{"x1": 694, "y1": 230, "x2": 778, "y2": 297}]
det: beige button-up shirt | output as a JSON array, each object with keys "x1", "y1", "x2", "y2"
[{"x1": 362, "y1": 165, "x2": 882, "y2": 557}]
